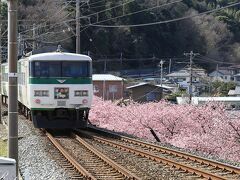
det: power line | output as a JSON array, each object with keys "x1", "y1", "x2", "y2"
[
  {"x1": 83, "y1": 0, "x2": 136, "y2": 18},
  {"x1": 196, "y1": 56, "x2": 239, "y2": 65},
  {"x1": 86, "y1": 0, "x2": 182, "y2": 26},
  {"x1": 79, "y1": 0, "x2": 183, "y2": 32},
  {"x1": 18, "y1": 0, "x2": 135, "y2": 35},
  {"x1": 84, "y1": 30, "x2": 104, "y2": 57},
  {"x1": 83, "y1": 0, "x2": 107, "y2": 6},
  {"x1": 89, "y1": 1, "x2": 240, "y2": 28},
  {"x1": 18, "y1": 0, "x2": 76, "y2": 35},
  {"x1": 20, "y1": 0, "x2": 130, "y2": 35},
  {"x1": 51, "y1": 0, "x2": 74, "y2": 19},
  {"x1": 39, "y1": 35, "x2": 75, "y2": 44}
]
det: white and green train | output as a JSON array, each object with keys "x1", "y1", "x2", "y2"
[{"x1": 1, "y1": 51, "x2": 93, "y2": 128}]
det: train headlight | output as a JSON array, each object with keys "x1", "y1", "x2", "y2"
[
  {"x1": 74, "y1": 90, "x2": 88, "y2": 97},
  {"x1": 34, "y1": 90, "x2": 49, "y2": 97},
  {"x1": 35, "y1": 99, "x2": 41, "y2": 104},
  {"x1": 82, "y1": 99, "x2": 88, "y2": 104}
]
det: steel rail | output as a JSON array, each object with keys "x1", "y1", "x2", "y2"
[
  {"x1": 120, "y1": 134, "x2": 240, "y2": 175},
  {"x1": 83, "y1": 132, "x2": 233, "y2": 180},
  {"x1": 45, "y1": 131, "x2": 96, "y2": 180},
  {"x1": 73, "y1": 133, "x2": 141, "y2": 180},
  {"x1": 88, "y1": 127, "x2": 240, "y2": 175}
]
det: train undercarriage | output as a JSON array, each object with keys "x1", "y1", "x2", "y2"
[
  {"x1": 31, "y1": 108, "x2": 89, "y2": 128},
  {"x1": 2, "y1": 95, "x2": 89, "y2": 129}
]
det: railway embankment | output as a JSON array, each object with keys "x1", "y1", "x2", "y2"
[
  {"x1": 1, "y1": 110, "x2": 70, "y2": 180},
  {"x1": 1, "y1": 109, "x2": 240, "y2": 179}
]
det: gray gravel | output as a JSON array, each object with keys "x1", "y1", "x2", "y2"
[
  {"x1": 1, "y1": 111, "x2": 70, "y2": 180},
  {"x1": 89, "y1": 125, "x2": 240, "y2": 168},
  {"x1": 83, "y1": 136, "x2": 195, "y2": 180}
]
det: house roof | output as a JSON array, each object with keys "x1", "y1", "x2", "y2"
[
  {"x1": 126, "y1": 82, "x2": 149, "y2": 89},
  {"x1": 143, "y1": 78, "x2": 155, "y2": 81},
  {"x1": 209, "y1": 71, "x2": 224, "y2": 77},
  {"x1": 209, "y1": 70, "x2": 232, "y2": 76},
  {"x1": 228, "y1": 90, "x2": 236, "y2": 96},
  {"x1": 166, "y1": 71, "x2": 189, "y2": 77},
  {"x1": 126, "y1": 82, "x2": 174, "y2": 91},
  {"x1": 229, "y1": 86, "x2": 240, "y2": 95},
  {"x1": 228, "y1": 65, "x2": 240, "y2": 69},
  {"x1": 193, "y1": 97, "x2": 240, "y2": 102},
  {"x1": 235, "y1": 86, "x2": 240, "y2": 94},
  {"x1": 178, "y1": 96, "x2": 240, "y2": 105},
  {"x1": 156, "y1": 84, "x2": 175, "y2": 90},
  {"x1": 92, "y1": 74, "x2": 125, "y2": 81},
  {"x1": 234, "y1": 73, "x2": 240, "y2": 77},
  {"x1": 166, "y1": 70, "x2": 200, "y2": 77}
]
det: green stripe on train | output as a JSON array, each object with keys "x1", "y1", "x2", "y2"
[{"x1": 29, "y1": 77, "x2": 92, "y2": 84}]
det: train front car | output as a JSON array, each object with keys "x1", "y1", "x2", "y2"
[{"x1": 29, "y1": 52, "x2": 93, "y2": 128}]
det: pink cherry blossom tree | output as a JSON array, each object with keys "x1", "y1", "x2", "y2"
[{"x1": 89, "y1": 96, "x2": 240, "y2": 162}]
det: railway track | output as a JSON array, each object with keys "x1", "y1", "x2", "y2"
[
  {"x1": 77, "y1": 127, "x2": 240, "y2": 180},
  {"x1": 45, "y1": 130, "x2": 140, "y2": 180}
]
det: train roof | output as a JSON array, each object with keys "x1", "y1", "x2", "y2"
[{"x1": 27, "y1": 52, "x2": 92, "y2": 61}]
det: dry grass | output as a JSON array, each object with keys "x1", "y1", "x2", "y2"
[{"x1": 0, "y1": 139, "x2": 7, "y2": 157}]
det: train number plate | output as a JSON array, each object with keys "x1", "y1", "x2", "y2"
[
  {"x1": 57, "y1": 101, "x2": 66, "y2": 107},
  {"x1": 54, "y1": 88, "x2": 69, "y2": 99}
]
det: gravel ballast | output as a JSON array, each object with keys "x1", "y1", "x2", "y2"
[
  {"x1": 1, "y1": 111, "x2": 239, "y2": 179},
  {"x1": 1, "y1": 112, "x2": 70, "y2": 180},
  {"x1": 89, "y1": 125, "x2": 240, "y2": 168}
]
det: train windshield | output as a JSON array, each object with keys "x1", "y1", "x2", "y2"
[
  {"x1": 62, "y1": 62, "x2": 89, "y2": 77},
  {"x1": 30, "y1": 61, "x2": 90, "y2": 77}
]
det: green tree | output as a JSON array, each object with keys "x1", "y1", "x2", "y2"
[{"x1": 212, "y1": 81, "x2": 236, "y2": 96}]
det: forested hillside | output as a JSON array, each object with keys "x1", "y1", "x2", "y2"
[{"x1": 1, "y1": 0, "x2": 240, "y2": 69}]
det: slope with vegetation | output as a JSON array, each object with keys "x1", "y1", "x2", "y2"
[{"x1": 0, "y1": 0, "x2": 239, "y2": 70}]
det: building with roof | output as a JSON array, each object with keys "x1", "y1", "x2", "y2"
[
  {"x1": 177, "y1": 96, "x2": 240, "y2": 109},
  {"x1": 234, "y1": 74, "x2": 240, "y2": 85},
  {"x1": 228, "y1": 86, "x2": 240, "y2": 96},
  {"x1": 166, "y1": 69, "x2": 201, "y2": 83},
  {"x1": 126, "y1": 83, "x2": 162, "y2": 102},
  {"x1": 92, "y1": 74, "x2": 125, "y2": 101},
  {"x1": 209, "y1": 69, "x2": 234, "y2": 82},
  {"x1": 166, "y1": 69, "x2": 205, "y2": 92},
  {"x1": 126, "y1": 82, "x2": 173, "y2": 102}
]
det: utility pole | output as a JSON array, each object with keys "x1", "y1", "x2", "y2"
[
  {"x1": 122, "y1": 3, "x2": 125, "y2": 15},
  {"x1": 120, "y1": 52, "x2": 123, "y2": 75},
  {"x1": 158, "y1": 60, "x2": 164, "y2": 99},
  {"x1": 104, "y1": 59, "x2": 107, "y2": 73},
  {"x1": 0, "y1": 0, "x2": 2, "y2": 124},
  {"x1": 169, "y1": 58, "x2": 171, "y2": 74},
  {"x1": 152, "y1": 54, "x2": 156, "y2": 76},
  {"x1": 32, "y1": 23, "x2": 36, "y2": 50},
  {"x1": 184, "y1": 51, "x2": 199, "y2": 103},
  {"x1": 159, "y1": 60, "x2": 164, "y2": 86},
  {"x1": 8, "y1": 0, "x2": 18, "y2": 176},
  {"x1": 76, "y1": 0, "x2": 81, "y2": 54},
  {"x1": 96, "y1": 13, "x2": 99, "y2": 22},
  {"x1": 18, "y1": 33, "x2": 22, "y2": 57}
]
